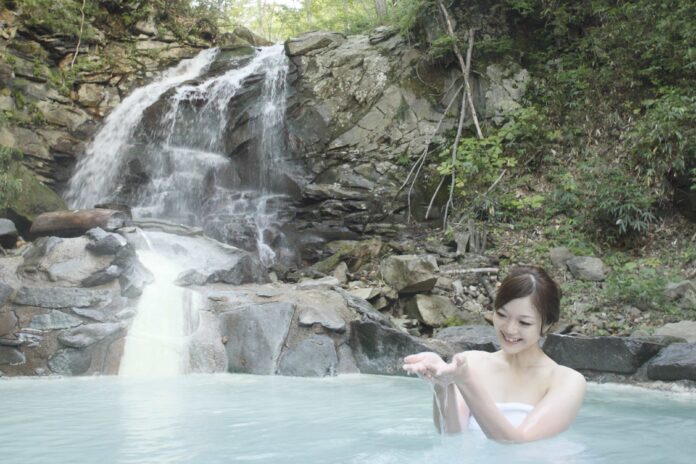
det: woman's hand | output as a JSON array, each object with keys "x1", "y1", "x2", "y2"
[{"x1": 403, "y1": 352, "x2": 469, "y2": 386}]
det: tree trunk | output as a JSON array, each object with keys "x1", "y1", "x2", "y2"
[{"x1": 375, "y1": 0, "x2": 388, "y2": 17}]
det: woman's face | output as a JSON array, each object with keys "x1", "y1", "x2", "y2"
[{"x1": 493, "y1": 295, "x2": 544, "y2": 353}]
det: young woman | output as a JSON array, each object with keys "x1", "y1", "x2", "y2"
[{"x1": 403, "y1": 265, "x2": 586, "y2": 443}]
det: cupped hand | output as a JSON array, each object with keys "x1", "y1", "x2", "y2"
[{"x1": 403, "y1": 352, "x2": 467, "y2": 386}]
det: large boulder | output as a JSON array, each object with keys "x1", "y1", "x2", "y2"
[
  {"x1": 47, "y1": 348, "x2": 92, "y2": 375},
  {"x1": 566, "y1": 257, "x2": 609, "y2": 281},
  {"x1": 57, "y1": 322, "x2": 126, "y2": 348},
  {"x1": 219, "y1": 302, "x2": 295, "y2": 374},
  {"x1": 277, "y1": 334, "x2": 338, "y2": 377},
  {"x1": 348, "y1": 319, "x2": 443, "y2": 375},
  {"x1": 646, "y1": 343, "x2": 696, "y2": 381},
  {"x1": 14, "y1": 286, "x2": 113, "y2": 308},
  {"x1": 404, "y1": 294, "x2": 459, "y2": 327},
  {"x1": 434, "y1": 325, "x2": 500, "y2": 352},
  {"x1": 380, "y1": 254, "x2": 439, "y2": 294},
  {"x1": 654, "y1": 321, "x2": 696, "y2": 343},
  {"x1": 543, "y1": 334, "x2": 663, "y2": 374},
  {"x1": 285, "y1": 31, "x2": 346, "y2": 56}
]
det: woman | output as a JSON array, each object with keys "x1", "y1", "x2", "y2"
[{"x1": 403, "y1": 265, "x2": 586, "y2": 443}]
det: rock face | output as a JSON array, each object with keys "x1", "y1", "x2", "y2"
[
  {"x1": 434, "y1": 325, "x2": 500, "y2": 352},
  {"x1": 543, "y1": 334, "x2": 663, "y2": 374},
  {"x1": 380, "y1": 255, "x2": 439, "y2": 294},
  {"x1": 646, "y1": 343, "x2": 696, "y2": 381}
]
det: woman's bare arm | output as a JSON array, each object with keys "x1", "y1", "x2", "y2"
[{"x1": 432, "y1": 383, "x2": 470, "y2": 434}]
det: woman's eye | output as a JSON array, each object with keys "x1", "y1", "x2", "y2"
[
  {"x1": 520, "y1": 322, "x2": 531, "y2": 327},
  {"x1": 496, "y1": 311, "x2": 506, "y2": 318}
]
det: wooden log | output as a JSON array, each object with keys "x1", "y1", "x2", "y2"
[{"x1": 29, "y1": 208, "x2": 131, "y2": 238}]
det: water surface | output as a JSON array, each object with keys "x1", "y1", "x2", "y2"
[{"x1": 1, "y1": 374, "x2": 694, "y2": 463}]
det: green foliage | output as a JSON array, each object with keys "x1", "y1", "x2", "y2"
[
  {"x1": 0, "y1": 146, "x2": 23, "y2": 210},
  {"x1": 14, "y1": 0, "x2": 100, "y2": 40},
  {"x1": 603, "y1": 259, "x2": 679, "y2": 312},
  {"x1": 629, "y1": 90, "x2": 696, "y2": 188},
  {"x1": 579, "y1": 158, "x2": 657, "y2": 241}
]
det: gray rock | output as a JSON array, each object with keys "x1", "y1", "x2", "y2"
[
  {"x1": 543, "y1": 334, "x2": 663, "y2": 374},
  {"x1": 285, "y1": 31, "x2": 346, "y2": 56},
  {"x1": 0, "y1": 310, "x2": 18, "y2": 337},
  {"x1": 646, "y1": 343, "x2": 696, "y2": 381},
  {"x1": 86, "y1": 227, "x2": 128, "y2": 255},
  {"x1": 71, "y1": 307, "x2": 108, "y2": 322},
  {"x1": 219, "y1": 302, "x2": 295, "y2": 374},
  {"x1": 0, "y1": 282, "x2": 14, "y2": 307},
  {"x1": 209, "y1": 254, "x2": 268, "y2": 285},
  {"x1": 48, "y1": 348, "x2": 92, "y2": 375},
  {"x1": 434, "y1": 325, "x2": 500, "y2": 352},
  {"x1": 380, "y1": 255, "x2": 439, "y2": 294},
  {"x1": 333, "y1": 286, "x2": 390, "y2": 326},
  {"x1": 298, "y1": 305, "x2": 346, "y2": 333},
  {"x1": 296, "y1": 276, "x2": 341, "y2": 290},
  {"x1": 174, "y1": 269, "x2": 209, "y2": 287},
  {"x1": 332, "y1": 261, "x2": 348, "y2": 284},
  {"x1": 114, "y1": 247, "x2": 155, "y2": 298},
  {"x1": 549, "y1": 247, "x2": 574, "y2": 268},
  {"x1": 0, "y1": 346, "x2": 25, "y2": 365},
  {"x1": 187, "y1": 311, "x2": 227, "y2": 374},
  {"x1": 81, "y1": 265, "x2": 122, "y2": 287},
  {"x1": 663, "y1": 281, "x2": 696, "y2": 301},
  {"x1": 566, "y1": 257, "x2": 609, "y2": 281},
  {"x1": 28, "y1": 310, "x2": 83, "y2": 330},
  {"x1": 348, "y1": 319, "x2": 435, "y2": 376},
  {"x1": 277, "y1": 335, "x2": 338, "y2": 377},
  {"x1": 0, "y1": 218, "x2": 18, "y2": 248},
  {"x1": 14, "y1": 287, "x2": 112, "y2": 308},
  {"x1": 404, "y1": 294, "x2": 459, "y2": 327},
  {"x1": 58, "y1": 322, "x2": 126, "y2": 348},
  {"x1": 654, "y1": 321, "x2": 696, "y2": 343}
]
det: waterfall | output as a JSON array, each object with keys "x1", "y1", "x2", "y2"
[
  {"x1": 64, "y1": 45, "x2": 297, "y2": 376},
  {"x1": 66, "y1": 44, "x2": 295, "y2": 266}
]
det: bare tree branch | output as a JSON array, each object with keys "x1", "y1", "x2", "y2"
[{"x1": 70, "y1": 0, "x2": 86, "y2": 69}]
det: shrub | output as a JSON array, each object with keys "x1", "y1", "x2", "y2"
[{"x1": 0, "y1": 146, "x2": 23, "y2": 210}]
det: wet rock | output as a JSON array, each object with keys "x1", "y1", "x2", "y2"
[
  {"x1": 28, "y1": 310, "x2": 83, "y2": 330},
  {"x1": 85, "y1": 227, "x2": 128, "y2": 255},
  {"x1": 380, "y1": 255, "x2": 439, "y2": 294},
  {"x1": 219, "y1": 301, "x2": 295, "y2": 374},
  {"x1": 174, "y1": 269, "x2": 209, "y2": 287},
  {"x1": 348, "y1": 319, "x2": 438, "y2": 376},
  {"x1": 58, "y1": 322, "x2": 126, "y2": 348},
  {"x1": 277, "y1": 334, "x2": 338, "y2": 377},
  {"x1": 81, "y1": 265, "x2": 122, "y2": 287},
  {"x1": 654, "y1": 321, "x2": 696, "y2": 343},
  {"x1": 187, "y1": 311, "x2": 227, "y2": 374},
  {"x1": 646, "y1": 343, "x2": 696, "y2": 381},
  {"x1": 404, "y1": 294, "x2": 459, "y2": 327},
  {"x1": 113, "y1": 245, "x2": 154, "y2": 298},
  {"x1": 434, "y1": 325, "x2": 500, "y2": 352},
  {"x1": 71, "y1": 307, "x2": 108, "y2": 323},
  {"x1": 14, "y1": 287, "x2": 112, "y2": 308},
  {"x1": 566, "y1": 257, "x2": 609, "y2": 281},
  {"x1": 543, "y1": 334, "x2": 663, "y2": 374},
  {"x1": 549, "y1": 247, "x2": 573, "y2": 269},
  {"x1": 298, "y1": 305, "x2": 346, "y2": 333},
  {"x1": 0, "y1": 346, "x2": 25, "y2": 365},
  {"x1": 0, "y1": 218, "x2": 18, "y2": 248},
  {"x1": 208, "y1": 254, "x2": 268, "y2": 285},
  {"x1": 48, "y1": 348, "x2": 91, "y2": 375}
]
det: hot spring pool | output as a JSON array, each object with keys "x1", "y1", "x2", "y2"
[{"x1": 1, "y1": 374, "x2": 694, "y2": 463}]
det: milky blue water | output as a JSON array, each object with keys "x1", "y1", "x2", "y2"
[{"x1": 1, "y1": 374, "x2": 694, "y2": 464}]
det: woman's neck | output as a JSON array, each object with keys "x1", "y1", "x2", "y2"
[{"x1": 500, "y1": 343, "x2": 548, "y2": 370}]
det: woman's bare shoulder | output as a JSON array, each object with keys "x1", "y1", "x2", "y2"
[{"x1": 552, "y1": 364, "x2": 587, "y2": 390}]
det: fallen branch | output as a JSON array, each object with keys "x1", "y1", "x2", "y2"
[
  {"x1": 70, "y1": 0, "x2": 86, "y2": 68},
  {"x1": 440, "y1": 267, "x2": 499, "y2": 275}
]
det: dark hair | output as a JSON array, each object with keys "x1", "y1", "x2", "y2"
[{"x1": 494, "y1": 265, "x2": 561, "y2": 329}]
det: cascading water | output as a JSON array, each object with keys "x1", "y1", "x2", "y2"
[{"x1": 65, "y1": 46, "x2": 297, "y2": 376}]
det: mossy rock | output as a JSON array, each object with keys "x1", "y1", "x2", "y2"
[
  {"x1": 312, "y1": 239, "x2": 384, "y2": 274},
  {"x1": 4, "y1": 165, "x2": 67, "y2": 236}
]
